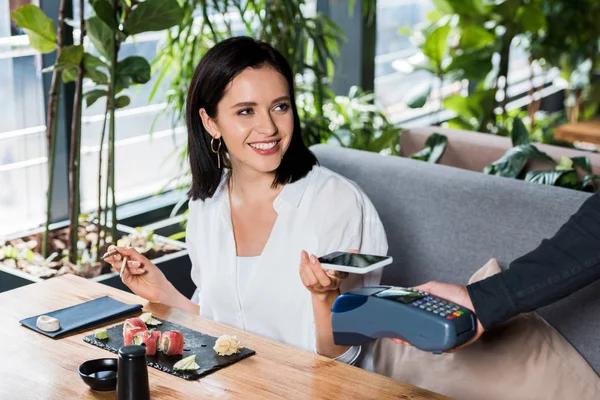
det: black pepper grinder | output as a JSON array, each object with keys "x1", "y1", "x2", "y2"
[{"x1": 117, "y1": 345, "x2": 150, "y2": 400}]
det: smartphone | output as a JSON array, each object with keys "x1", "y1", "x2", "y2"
[{"x1": 318, "y1": 251, "x2": 393, "y2": 274}]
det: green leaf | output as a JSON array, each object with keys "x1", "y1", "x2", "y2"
[
  {"x1": 445, "y1": 47, "x2": 494, "y2": 81},
  {"x1": 583, "y1": 102, "x2": 599, "y2": 121},
  {"x1": 168, "y1": 231, "x2": 186, "y2": 241},
  {"x1": 115, "y1": 95, "x2": 131, "y2": 109},
  {"x1": 368, "y1": 127, "x2": 402, "y2": 153},
  {"x1": 446, "y1": 116, "x2": 477, "y2": 131},
  {"x1": 11, "y1": 5, "x2": 57, "y2": 54},
  {"x1": 581, "y1": 175, "x2": 600, "y2": 189},
  {"x1": 494, "y1": 0, "x2": 521, "y2": 21},
  {"x1": 423, "y1": 24, "x2": 450, "y2": 69},
  {"x1": 62, "y1": 67, "x2": 78, "y2": 83},
  {"x1": 446, "y1": 0, "x2": 486, "y2": 17},
  {"x1": 518, "y1": 2, "x2": 545, "y2": 32},
  {"x1": 571, "y1": 157, "x2": 592, "y2": 173},
  {"x1": 55, "y1": 44, "x2": 83, "y2": 70},
  {"x1": 405, "y1": 82, "x2": 432, "y2": 108},
  {"x1": 117, "y1": 56, "x2": 151, "y2": 84},
  {"x1": 426, "y1": 9, "x2": 446, "y2": 23},
  {"x1": 433, "y1": 0, "x2": 454, "y2": 15},
  {"x1": 556, "y1": 170, "x2": 581, "y2": 189},
  {"x1": 458, "y1": 24, "x2": 495, "y2": 50},
  {"x1": 511, "y1": 116, "x2": 530, "y2": 146},
  {"x1": 556, "y1": 156, "x2": 574, "y2": 171},
  {"x1": 85, "y1": 68, "x2": 109, "y2": 85},
  {"x1": 84, "y1": 89, "x2": 108, "y2": 107},
  {"x1": 410, "y1": 133, "x2": 448, "y2": 163},
  {"x1": 123, "y1": 0, "x2": 184, "y2": 35},
  {"x1": 89, "y1": 0, "x2": 118, "y2": 30},
  {"x1": 443, "y1": 89, "x2": 495, "y2": 123},
  {"x1": 116, "y1": 30, "x2": 128, "y2": 43},
  {"x1": 484, "y1": 144, "x2": 554, "y2": 178},
  {"x1": 87, "y1": 16, "x2": 114, "y2": 61},
  {"x1": 525, "y1": 170, "x2": 576, "y2": 186},
  {"x1": 83, "y1": 53, "x2": 109, "y2": 84},
  {"x1": 115, "y1": 74, "x2": 130, "y2": 92},
  {"x1": 83, "y1": 52, "x2": 108, "y2": 69}
]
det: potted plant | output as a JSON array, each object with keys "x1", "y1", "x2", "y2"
[{"x1": 1, "y1": 0, "x2": 188, "y2": 294}]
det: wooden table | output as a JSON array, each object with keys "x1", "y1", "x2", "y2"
[
  {"x1": 0, "y1": 275, "x2": 448, "y2": 399},
  {"x1": 555, "y1": 117, "x2": 600, "y2": 145}
]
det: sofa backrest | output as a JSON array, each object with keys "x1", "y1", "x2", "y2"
[
  {"x1": 399, "y1": 126, "x2": 600, "y2": 177},
  {"x1": 311, "y1": 144, "x2": 600, "y2": 374}
]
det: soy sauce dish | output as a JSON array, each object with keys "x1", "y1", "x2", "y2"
[{"x1": 78, "y1": 358, "x2": 118, "y2": 391}]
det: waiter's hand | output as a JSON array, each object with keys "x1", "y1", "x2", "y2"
[{"x1": 392, "y1": 281, "x2": 485, "y2": 352}]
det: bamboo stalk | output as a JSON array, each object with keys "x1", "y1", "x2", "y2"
[
  {"x1": 109, "y1": 0, "x2": 119, "y2": 242},
  {"x1": 43, "y1": 77, "x2": 61, "y2": 258},
  {"x1": 97, "y1": 99, "x2": 109, "y2": 250},
  {"x1": 42, "y1": 0, "x2": 68, "y2": 258},
  {"x1": 68, "y1": 0, "x2": 86, "y2": 263}
]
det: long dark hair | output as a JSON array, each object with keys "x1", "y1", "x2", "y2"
[{"x1": 186, "y1": 36, "x2": 318, "y2": 201}]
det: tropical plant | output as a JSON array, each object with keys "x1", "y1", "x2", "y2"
[
  {"x1": 11, "y1": 0, "x2": 184, "y2": 266},
  {"x1": 484, "y1": 117, "x2": 600, "y2": 191},
  {"x1": 409, "y1": 133, "x2": 448, "y2": 163},
  {"x1": 402, "y1": 0, "x2": 600, "y2": 141},
  {"x1": 529, "y1": 0, "x2": 600, "y2": 124},
  {"x1": 307, "y1": 86, "x2": 401, "y2": 154}
]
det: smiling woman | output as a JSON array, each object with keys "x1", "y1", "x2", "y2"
[
  {"x1": 102, "y1": 36, "x2": 389, "y2": 367},
  {"x1": 186, "y1": 36, "x2": 317, "y2": 201}
]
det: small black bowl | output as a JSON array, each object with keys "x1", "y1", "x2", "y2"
[{"x1": 78, "y1": 358, "x2": 118, "y2": 391}]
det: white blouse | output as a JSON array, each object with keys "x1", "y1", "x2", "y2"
[
  {"x1": 236, "y1": 256, "x2": 259, "y2": 300},
  {"x1": 186, "y1": 165, "x2": 389, "y2": 353}
]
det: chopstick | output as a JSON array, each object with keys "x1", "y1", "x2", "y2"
[
  {"x1": 100, "y1": 249, "x2": 119, "y2": 260},
  {"x1": 120, "y1": 256, "x2": 129, "y2": 278}
]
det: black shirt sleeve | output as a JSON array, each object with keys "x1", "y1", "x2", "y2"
[{"x1": 467, "y1": 190, "x2": 600, "y2": 330}]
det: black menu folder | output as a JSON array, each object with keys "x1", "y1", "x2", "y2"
[{"x1": 19, "y1": 296, "x2": 143, "y2": 339}]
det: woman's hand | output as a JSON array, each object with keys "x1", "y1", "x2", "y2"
[
  {"x1": 300, "y1": 250, "x2": 353, "y2": 358},
  {"x1": 299, "y1": 250, "x2": 348, "y2": 302},
  {"x1": 102, "y1": 245, "x2": 172, "y2": 303}
]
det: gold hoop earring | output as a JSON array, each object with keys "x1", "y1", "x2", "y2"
[{"x1": 211, "y1": 137, "x2": 222, "y2": 169}]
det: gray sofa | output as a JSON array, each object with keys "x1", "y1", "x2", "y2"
[{"x1": 311, "y1": 144, "x2": 600, "y2": 375}]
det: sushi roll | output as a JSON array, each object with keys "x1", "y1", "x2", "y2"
[
  {"x1": 133, "y1": 330, "x2": 162, "y2": 356},
  {"x1": 123, "y1": 326, "x2": 145, "y2": 346},
  {"x1": 159, "y1": 331, "x2": 184, "y2": 356},
  {"x1": 123, "y1": 317, "x2": 147, "y2": 331}
]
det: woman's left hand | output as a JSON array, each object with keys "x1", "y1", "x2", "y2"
[{"x1": 299, "y1": 250, "x2": 349, "y2": 301}]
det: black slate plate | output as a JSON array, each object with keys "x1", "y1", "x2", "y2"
[{"x1": 83, "y1": 319, "x2": 255, "y2": 380}]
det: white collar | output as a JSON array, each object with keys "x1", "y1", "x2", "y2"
[{"x1": 210, "y1": 167, "x2": 315, "y2": 209}]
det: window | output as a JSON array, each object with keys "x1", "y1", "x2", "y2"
[
  {"x1": 0, "y1": 0, "x2": 48, "y2": 237},
  {"x1": 375, "y1": 0, "x2": 441, "y2": 124},
  {"x1": 374, "y1": 0, "x2": 555, "y2": 126},
  {"x1": 0, "y1": 0, "x2": 186, "y2": 237}
]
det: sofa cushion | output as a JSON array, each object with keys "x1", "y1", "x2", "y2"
[
  {"x1": 310, "y1": 144, "x2": 600, "y2": 374},
  {"x1": 372, "y1": 259, "x2": 600, "y2": 400}
]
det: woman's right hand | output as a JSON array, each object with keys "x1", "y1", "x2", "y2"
[{"x1": 102, "y1": 245, "x2": 172, "y2": 303}]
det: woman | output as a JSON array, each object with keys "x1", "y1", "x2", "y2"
[{"x1": 104, "y1": 36, "x2": 388, "y2": 362}]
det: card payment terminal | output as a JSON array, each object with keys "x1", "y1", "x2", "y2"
[{"x1": 331, "y1": 286, "x2": 477, "y2": 354}]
